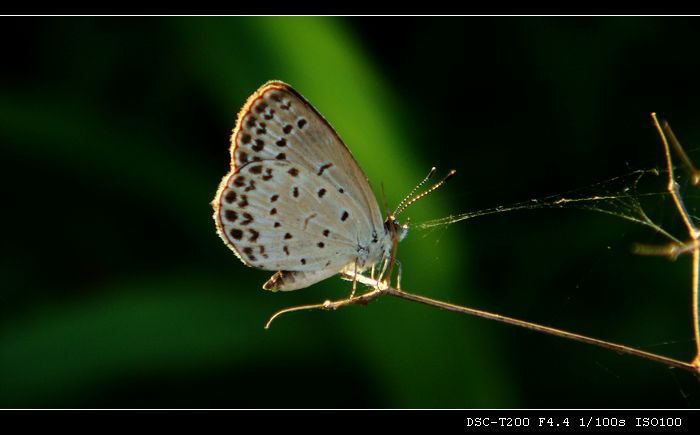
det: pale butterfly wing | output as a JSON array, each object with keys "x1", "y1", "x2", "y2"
[
  {"x1": 216, "y1": 160, "x2": 365, "y2": 270},
  {"x1": 228, "y1": 81, "x2": 384, "y2": 233},
  {"x1": 213, "y1": 81, "x2": 391, "y2": 291}
]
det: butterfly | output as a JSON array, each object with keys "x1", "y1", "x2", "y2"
[{"x1": 212, "y1": 81, "x2": 451, "y2": 291}]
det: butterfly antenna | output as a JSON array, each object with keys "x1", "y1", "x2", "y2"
[
  {"x1": 395, "y1": 169, "x2": 456, "y2": 216},
  {"x1": 393, "y1": 167, "x2": 437, "y2": 216}
]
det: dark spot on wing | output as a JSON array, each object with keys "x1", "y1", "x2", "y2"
[
  {"x1": 249, "y1": 229, "x2": 259, "y2": 243},
  {"x1": 224, "y1": 191, "x2": 237, "y2": 204},
  {"x1": 238, "y1": 195, "x2": 249, "y2": 208},
  {"x1": 317, "y1": 163, "x2": 333, "y2": 176},
  {"x1": 241, "y1": 213, "x2": 253, "y2": 225},
  {"x1": 224, "y1": 210, "x2": 238, "y2": 222},
  {"x1": 242, "y1": 246, "x2": 257, "y2": 261}
]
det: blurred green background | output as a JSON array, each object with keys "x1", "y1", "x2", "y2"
[{"x1": 2, "y1": 17, "x2": 700, "y2": 408}]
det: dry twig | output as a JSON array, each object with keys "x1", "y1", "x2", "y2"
[{"x1": 266, "y1": 113, "x2": 700, "y2": 376}]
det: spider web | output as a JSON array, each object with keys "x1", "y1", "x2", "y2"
[{"x1": 417, "y1": 168, "x2": 681, "y2": 244}]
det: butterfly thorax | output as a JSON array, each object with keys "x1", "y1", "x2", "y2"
[{"x1": 352, "y1": 216, "x2": 408, "y2": 270}]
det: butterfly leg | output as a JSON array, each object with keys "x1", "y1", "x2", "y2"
[
  {"x1": 349, "y1": 259, "x2": 358, "y2": 299},
  {"x1": 375, "y1": 257, "x2": 389, "y2": 288},
  {"x1": 394, "y1": 259, "x2": 403, "y2": 290},
  {"x1": 378, "y1": 258, "x2": 402, "y2": 289}
]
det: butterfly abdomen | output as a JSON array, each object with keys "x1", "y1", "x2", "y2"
[{"x1": 263, "y1": 268, "x2": 341, "y2": 291}]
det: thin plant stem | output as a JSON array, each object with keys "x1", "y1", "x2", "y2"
[
  {"x1": 663, "y1": 122, "x2": 700, "y2": 187},
  {"x1": 264, "y1": 113, "x2": 700, "y2": 377},
  {"x1": 652, "y1": 113, "x2": 700, "y2": 366},
  {"x1": 652, "y1": 114, "x2": 697, "y2": 237},
  {"x1": 693, "y1": 248, "x2": 700, "y2": 368},
  {"x1": 385, "y1": 288, "x2": 694, "y2": 372},
  {"x1": 266, "y1": 272, "x2": 697, "y2": 373}
]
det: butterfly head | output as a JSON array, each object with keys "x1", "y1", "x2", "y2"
[{"x1": 384, "y1": 215, "x2": 410, "y2": 243}]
